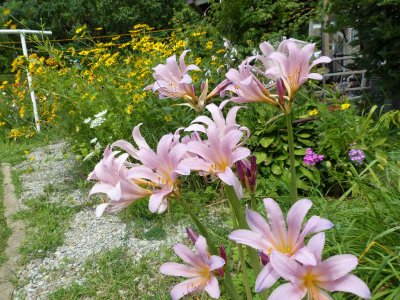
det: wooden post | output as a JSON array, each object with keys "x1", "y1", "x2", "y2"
[{"x1": 0, "y1": 29, "x2": 52, "y2": 132}]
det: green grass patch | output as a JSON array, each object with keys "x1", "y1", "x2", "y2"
[
  {"x1": 0, "y1": 168, "x2": 12, "y2": 266},
  {"x1": 49, "y1": 247, "x2": 175, "y2": 300},
  {"x1": 0, "y1": 127, "x2": 66, "y2": 165},
  {"x1": 14, "y1": 196, "x2": 80, "y2": 264}
]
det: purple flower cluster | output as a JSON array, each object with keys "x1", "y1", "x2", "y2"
[
  {"x1": 349, "y1": 149, "x2": 365, "y2": 165},
  {"x1": 303, "y1": 148, "x2": 324, "y2": 166}
]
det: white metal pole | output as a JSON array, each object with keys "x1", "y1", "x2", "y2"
[{"x1": 20, "y1": 32, "x2": 41, "y2": 132}]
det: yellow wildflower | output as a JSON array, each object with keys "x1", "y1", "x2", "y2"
[
  {"x1": 0, "y1": 121, "x2": 5, "y2": 127},
  {"x1": 340, "y1": 103, "x2": 351, "y2": 110},
  {"x1": 164, "y1": 114, "x2": 173, "y2": 122},
  {"x1": 95, "y1": 27, "x2": 103, "y2": 31},
  {"x1": 206, "y1": 41, "x2": 213, "y2": 49},
  {"x1": 19, "y1": 106, "x2": 25, "y2": 118},
  {"x1": 309, "y1": 109, "x2": 319, "y2": 116},
  {"x1": 75, "y1": 25, "x2": 87, "y2": 34},
  {"x1": 195, "y1": 57, "x2": 202, "y2": 65},
  {"x1": 9, "y1": 128, "x2": 22, "y2": 139},
  {"x1": 3, "y1": 9, "x2": 10, "y2": 15},
  {"x1": 126, "y1": 105, "x2": 134, "y2": 115}
]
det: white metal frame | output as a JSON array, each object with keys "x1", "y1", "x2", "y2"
[{"x1": 0, "y1": 29, "x2": 52, "y2": 132}]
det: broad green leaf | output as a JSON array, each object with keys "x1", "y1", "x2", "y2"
[
  {"x1": 260, "y1": 136, "x2": 275, "y2": 148},
  {"x1": 255, "y1": 152, "x2": 267, "y2": 163},
  {"x1": 298, "y1": 138, "x2": 314, "y2": 147},
  {"x1": 271, "y1": 164, "x2": 282, "y2": 175}
]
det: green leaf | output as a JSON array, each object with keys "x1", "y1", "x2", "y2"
[
  {"x1": 297, "y1": 133, "x2": 311, "y2": 138},
  {"x1": 254, "y1": 152, "x2": 267, "y2": 163},
  {"x1": 298, "y1": 138, "x2": 314, "y2": 147},
  {"x1": 271, "y1": 164, "x2": 282, "y2": 175},
  {"x1": 260, "y1": 136, "x2": 275, "y2": 148},
  {"x1": 294, "y1": 148, "x2": 306, "y2": 155}
]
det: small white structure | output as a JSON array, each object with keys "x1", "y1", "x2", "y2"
[{"x1": 0, "y1": 29, "x2": 52, "y2": 132}]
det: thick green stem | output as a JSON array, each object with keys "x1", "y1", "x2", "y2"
[
  {"x1": 177, "y1": 197, "x2": 241, "y2": 300},
  {"x1": 285, "y1": 112, "x2": 298, "y2": 203},
  {"x1": 229, "y1": 202, "x2": 252, "y2": 300},
  {"x1": 225, "y1": 186, "x2": 261, "y2": 275}
]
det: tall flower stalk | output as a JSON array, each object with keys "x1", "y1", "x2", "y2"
[{"x1": 224, "y1": 40, "x2": 331, "y2": 202}]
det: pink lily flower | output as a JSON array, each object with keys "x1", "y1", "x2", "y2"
[
  {"x1": 145, "y1": 50, "x2": 199, "y2": 101},
  {"x1": 224, "y1": 60, "x2": 279, "y2": 107},
  {"x1": 229, "y1": 198, "x2": 333, "y2": 292},
  {"x1": 112, "y1": 124, "x2": 191, "y2": 214},
  {"x1": 185, "y1": 102, "x2": 249, "y2": 141},
  {"x1": 184, "y1": 104, "x2": 251, "y2": 198},
  {"x1": 145, "y1": 50, "x2": 229, "y2": 111},
  {"x1": 87, "y1": 147, "x2": 152, "y2": 217},
  {"x1": 269, "y1": 233, "x2": 371, "y2": 300},
  {"x1": 260, "y1": 40, "x2": 331, "y2": 100},
  {"x1": 160, "y1": 235, "x2": 225, "y2": 300}
]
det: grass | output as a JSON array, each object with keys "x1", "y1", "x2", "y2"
[
  {"x1": 48, "y1": 247, "x2": 175, "y2": 300},
  {"x1": 0, "y1": 167, "x2": 12, "y2": 266},
  {"x1": 14, "y1": 196, "x2": 80, "y2": 264}
]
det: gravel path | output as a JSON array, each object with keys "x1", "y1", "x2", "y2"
[{"x1": 12, "y1": 142, "x2": 185, "y2": 299}]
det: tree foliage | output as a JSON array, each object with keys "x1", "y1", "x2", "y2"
[
  {"x1": 210, "y1": 0, "x2": 319, "y2": 51},
  {"x1": 327, "y1": 0, "x2": 400, "y2": 105}
]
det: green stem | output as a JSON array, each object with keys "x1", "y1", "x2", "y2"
[
  {"x1": 285, "y1": 112, "x2": 298, "y2": 203},
  {"x1": 225, "y1": 186, "x2": 261, "y2": 275},
  {"x1": 177, "y1": 197, "x2": 241, "y2": 300},
  {"x1": 250, "y1": 193, "x2": 257, "y2": 211},
  {"x1": 229, "y1": 202, "x2": 252, "y2": 300}
]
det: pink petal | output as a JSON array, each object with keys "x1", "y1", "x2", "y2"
[
  {"x1": 209, "y1": 255, "x2": 225, "y2": 271},
  {"x1": 160, "y1": 262, "x2": 201, "y2": 278},
  {"x1": 229, "y1": 229, "x2": 270, "y2": 251},
  {"x1": 204, "y1": 276, "x2": 221, "y2": 299},
  {"x1": 309, "y1": 56, "x2": 331, "y2": 69},
  {"x1": 245, "y1": 208, "x2": 277, "y2": 245},
  {"x1": 217, "y1": 167, "x2": 236, "y2": 186},
  {"x1": 226, "y1": 105, "x2": 243, "y2": 126},
  {"x1": 270, "y1": 251, "x2": 303, "y2": 283},
  {"x1": 263, "y1": 198, "x2": 288, "y2": 249},
  {"x1": 111, "y1": 140, "x2": 139, "y2": 159},
  {"x1": 185, "y1": 124, "x2": 206, "y2": 133},
  {"x1": 148, "y1": 188, "x2": 172, "y2": 213},
  {"x1": 173, "y1": 243, "x2": 203, "y2": 267},
  {"x1": 307, "y1": 232, "x2": 325, "y2": 263},
  {"x1": 206, "y1": 103, "x2": 226, "y2": 129},
  {"x1": 268, "y1": 282, "x2": 307, "y2": 300},
  {"x1": 137, "y1": 148, "x2": 159, "y2": 169},
  {"x1": 259, "y1": 41, "x2": 275, "y2": 57},
  {"x1": 318, "y1": 274, "x2": 371, "y2": 299},
  {"x1": 292, "y1": 246, "x2": 317, "y2": 266},
  {"x1": 255, "y1": 263, "x2": 280, "y2": 292},
  {"x1": 194, "y1": 236, "x2": 209, "y2": 263},
  {"x1": 89, "y1": 183, "x2": 115, "y2": 196},
  {"x1": 95, "y1": 203, "x2": 108, "y2": 217},
  {"x1": 286, "y1": 199, "x2": 312, "y2": 244},
  {"x1": 170, "y1": 277, "x2": 204, "y2": 300},
  {"x1": 316, "y1": 254, "x2": 358, "y2": 282},
  {"x1": 306, "y1": 73, "x2": 323, "y2": 80},
  {"x1": 132, "y1": 123, "x2": 150, "y2": 149},
  {"x1": 298, "y1": 216, "x2": 333, "y2": 243},
  {"x1": 156, "y1": 133, "x2": 173, "y2": 159}
]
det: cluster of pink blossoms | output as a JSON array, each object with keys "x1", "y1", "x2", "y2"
[
  {"x1": 303, "y1": 148, "x2": 325, "y2": 166},
  {"x1": 88, "y1": 103, "x2": 250, "y2": 216},
  {"x1": 88, "y1": 40, "x2": 372, "y2": 300}
]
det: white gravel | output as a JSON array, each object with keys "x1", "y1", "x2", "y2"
[{"x1": 13, "y1": 141, "x2": 84, "y2": 205}]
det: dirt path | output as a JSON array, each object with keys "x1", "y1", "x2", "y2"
[{"x1": 0, "y1": 163, "x2": 25, "y2": 300}]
